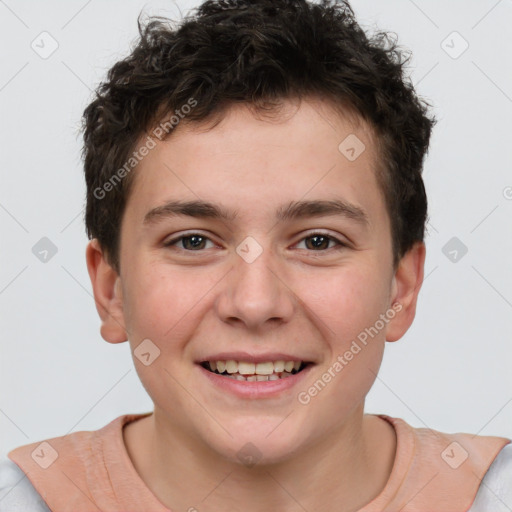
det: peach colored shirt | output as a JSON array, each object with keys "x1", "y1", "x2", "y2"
[{"x1": 6, "y1": 412, "x2": 511, "y2": 512}]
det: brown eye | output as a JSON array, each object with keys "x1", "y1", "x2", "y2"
[
  {"x1": 164, "y1": 234, "x2": 214, "y2": 251},
  {"x1": 297, "y1": 233, "x2": 345, "y2": 252},
  {"x1": 305, "y1": 235, "x2": 331, "y2": 250},
  {"x1": 181, "y1": 235, "x2": 207, "y2": 250}
]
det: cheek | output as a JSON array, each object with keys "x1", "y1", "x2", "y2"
[
  {"x1": 298, "y1": 268, "x2": 389, "y2": 411},
  {"x1": 299, "y1": 265, "x2": 390, "y2": 342},
  {"x1": 123, "y1": 265, "x2": 215, "y2": 346}
]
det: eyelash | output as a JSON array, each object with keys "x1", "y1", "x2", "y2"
[{"x1": 163, "y1": 232, "x2": 348, "y2": 253}]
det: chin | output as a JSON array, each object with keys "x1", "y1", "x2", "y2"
[{"x1": 203, "y1": 419, "x2": 311, "y2": 468}]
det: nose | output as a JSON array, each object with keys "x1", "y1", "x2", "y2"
[{"x1": 215, "y1": 241, "x2": 295, "y2": 332}]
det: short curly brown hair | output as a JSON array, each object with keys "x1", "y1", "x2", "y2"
[{"x1": 82, "y1": 0, "x2": 436, "y2": 274}]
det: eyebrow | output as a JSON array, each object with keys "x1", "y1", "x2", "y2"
[{"x1": 143, "y1": 198, "x2": 369, "y2": 227}]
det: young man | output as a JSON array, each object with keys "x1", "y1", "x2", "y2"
[{"x1": 2, "y1": 0, "x2": 511, "y2": 511}]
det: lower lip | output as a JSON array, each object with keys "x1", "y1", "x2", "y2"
[{"x1": 197, "y1": 364, "x2": 314, "y2": 399}]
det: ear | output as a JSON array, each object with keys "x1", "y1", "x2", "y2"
[
  {"x1": 85, "y1": 239, "x2": 128, "y2": 344},
  {"x1": 385, "y1": 241, "x2": 426, "y2": 342}
]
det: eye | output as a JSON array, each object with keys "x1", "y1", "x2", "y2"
[
  {"x1": 163, "y1": 233, "x2": 216, "y2": 251},
  {"x1": 295, "y1": 232, "x2": 347, "y2": 252},
  {"x1": 163, "y1": 231, "x2": 348, "y2": 253}
]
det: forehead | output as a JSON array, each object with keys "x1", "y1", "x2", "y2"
[{"x1": 124, "y1": 97, "x2": 386, "y2": 229}]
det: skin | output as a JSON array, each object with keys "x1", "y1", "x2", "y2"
[{"x1": 86, "y1": 96, "x2": 425, "y2": 512}]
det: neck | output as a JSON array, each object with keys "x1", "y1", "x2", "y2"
[{"x1": 123, "y1": 404, "x2": 397, "y2": 512}]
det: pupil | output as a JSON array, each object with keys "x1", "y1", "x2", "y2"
[
  {"x1": 185, "y1": 235, "x2": 204, "y2": 250},
  {"x1": 308, "y1": 235, "x2": 328, "y2": 250}
]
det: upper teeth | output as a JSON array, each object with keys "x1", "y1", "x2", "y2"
[{"x1": 210, "y1": 360, "x2": 302, "y2": 375}]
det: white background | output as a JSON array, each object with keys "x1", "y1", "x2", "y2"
[{"x1": 1, "y1": 0, "x2": 511, "y2": 458}]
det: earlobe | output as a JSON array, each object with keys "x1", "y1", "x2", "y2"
[
  {"x1": 85, "y1": 239, "x2": 128, "y2": 344},
  {"x1": 385, "y1": 241, "x2": 426, "y2": 342}
]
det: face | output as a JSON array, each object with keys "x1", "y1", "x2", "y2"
[{"x1": 88, "y1": 97, "x2": 424, "y2": 465}]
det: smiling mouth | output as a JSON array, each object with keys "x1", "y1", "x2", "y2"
[{"x1": 200, "y1": 360, "x2": 311, "y2": 381}]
